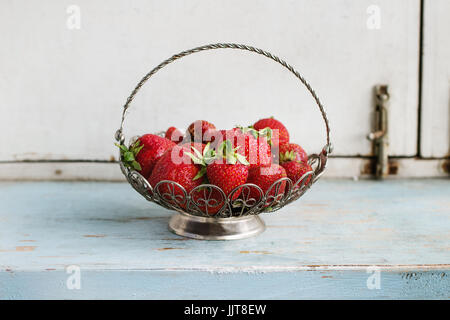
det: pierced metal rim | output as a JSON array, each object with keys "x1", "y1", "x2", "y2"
[{"x1": 120, "y1": 145, "x2": 328, "y2": 218}]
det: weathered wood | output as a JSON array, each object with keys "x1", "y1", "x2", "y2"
[
  {"x1": 1, "y1": 270, "x2": 448, "y2": 300},
  {"x1": 0, "y1": 180, "x2": 448, "y2": 299}
]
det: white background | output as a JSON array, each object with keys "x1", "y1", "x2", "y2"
[{"x1": 0, "y1": 0, "x2": 448, "y2": 178}]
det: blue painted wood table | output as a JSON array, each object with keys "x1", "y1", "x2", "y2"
[{"x1": 0, "y1": 180, "x2": 449, "y2": 299}]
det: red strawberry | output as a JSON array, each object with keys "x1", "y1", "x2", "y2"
[
  {"x1": 203, "y1": 128, "x2": 222, "y2": 144},
  {"x1": 279, "y1": 143, "x2": 308, "y2": 164},
  {"x1": 207, "y1": 162, "x2": 249, "y2": 199},
  {"x1": 256, "y1": 136, "x2": 272, "y2": 168},
  {"x1": 218, "y1": 128, "x2": 272, "y2": 169},
  {"x1": 281, "y1": 161, "x2": 313, "y2": 187},
  {"x1": 165, "y1": 126, "x2": 184, "y2": 144},
  {"x1": 187, "y1": 120, "x2": 216, "y2": 143},
  {"x1": 184, "y1": 143, "x2": 227, "y2": 215},
  {"x1": 247, "y1": 164, "x2": 287, "y2": 206},
  {"x1": 149, "y1": 145, "x2": 204, "y2": 207},
  {"x1": 206, "y1": 140, "x2": 249, "y2": 200},
  {"x1": 116, "y1": 134, "x2": 175, "y2": 179},
  {"x1": 219, "y1": 128, "x2": 253, "y2": 162},
  {"x1": 180, "y1": 142, "x2": 206, "y2": 154},
  {"x1": 253, "y1": 117, "x2": 289, "y2": 147}
]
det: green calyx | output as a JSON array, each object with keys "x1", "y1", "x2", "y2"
[
  {"x1": 186, "y1": 143, "x2": 216, "y2": 181},
  {"x1": 280, "y1": 150, "x2": 296, "y2": 163},
  {"x1": 258, "y1": 127, "x2": 273, "y2": 145},
  {"x1": 186, "y1": 141, "x2": 250, "y2": 181},
  {"x1": 235, "y1": 125, "x2": 259, "y2": 139},
  {"x1": 235, "y1": 125, "x2": 274, "y2": 145},
  {"x1": 216, "y1": 140, "x2": 250, "y2": 166},
  {"x1": 115, "y1": 140, "x2": 144, "y2": 171}
]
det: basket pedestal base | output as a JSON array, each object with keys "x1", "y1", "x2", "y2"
[{"x1": 168, "y1": 213, "x2": 265, "y2": 240}]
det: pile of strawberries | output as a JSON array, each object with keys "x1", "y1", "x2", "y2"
[{"x1": 117, "y1": 117, "x2": 312, "y2": 214}]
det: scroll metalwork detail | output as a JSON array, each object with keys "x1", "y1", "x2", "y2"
[
  {"x1": 228, "y1": 183, "x2": 264, "y2": 217},
  {"x1": 188, "y1": 185, "x2": 227, "y2": 217},
  {"x1": 154, "y1": 180, "x2": 188, "y2": 211},
  {"x1": 125, "y1": 168, "x2": 153, "y2": 202},
  {"x1": 119, "y1": 147, "x2": 326, "y2": 218}
]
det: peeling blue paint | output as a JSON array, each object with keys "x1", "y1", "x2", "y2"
[{"x1": 0, "y1": 180, "x2": 449, "y2": 299}]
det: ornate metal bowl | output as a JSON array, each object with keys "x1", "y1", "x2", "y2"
[{"x1": 115, "y1": 43, "x2": 332, "y2": 240}]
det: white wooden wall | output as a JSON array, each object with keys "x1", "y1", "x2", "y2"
[
  {"x1": 0, "y1": 0, "x2": 447, "y2": 179},
  {"x1": 421, "y1": 0, "x2": 450, "y2": 158}
]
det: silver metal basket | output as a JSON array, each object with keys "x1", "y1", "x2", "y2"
[{"x1": 115, "y1": 43, "x2": 332, "y2": 240}]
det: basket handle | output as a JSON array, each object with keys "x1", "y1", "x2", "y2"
[{"x1": 115, "y1": 43, "x2": 332, "y2": 153}]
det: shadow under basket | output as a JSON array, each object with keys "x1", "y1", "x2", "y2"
[{"x1": 115, "y1": 43, "x2": 332, "y2": 240}]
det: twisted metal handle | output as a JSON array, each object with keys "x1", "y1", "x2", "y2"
[{"x1": 115, "y1": 43, "x2": 331, "y2": 152}]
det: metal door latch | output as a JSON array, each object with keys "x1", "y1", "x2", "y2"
[{"x1": 367, "y1": 85, "x2": 389, "y2": 179}]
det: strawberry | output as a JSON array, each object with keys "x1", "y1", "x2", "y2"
[
  {"x1": 247, "y1": 164, "x2": 287, "y2": 205},
  {"x1": 149, "y1": 145, "x2": 204, "y2": 207},
  {"x1": 203, "y1": 128, "x2": 222, "y2": 145},
  {"x1": 255, "y1": 136, "x2": 272, "y2": 168},
  {"x1": 206, "y1": 140, "x2": 249, "y2": 199},
  {"x1": 281, "y1": 160, "x2": 313, "y2": 187},
  {"x1": 253, "y1": 117, "x2": 289, "y2": 147},
  {"x1": 184, "y1": 142, "x2": 228, "y2": 215},
  {"x1": 218, "y1": 128, "x2": 272, "y2": 169},
  {"x1": 165, "y1": 126, "x2": 184, "y2": 144},
  {"x1": 187, "y1": 120, "x2": 216, "y2": 144},
  {"x1": 116, "y1": 134, "x2": 175, "y2": 179},
  {"x1": 279, "y1": 143, "x2": 308, "y2": 164},
  {"x1": 180, "y1": 142, "x2": 206, "y2": 154}
]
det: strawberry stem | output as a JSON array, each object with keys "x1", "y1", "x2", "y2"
[
  {"x1": 216, "y1": 140, "x2": 249, "y2": 166},
  {"x1": 115, "y1": 140, "x2": 143, "y2": 171},
  {"x1": 185, "y1": 143, "x2": 216, "y2": 181},
  {"x1": 280, "y1": 150, "x2": 296, "y2": 163},
  {"x1": 235, "y1": 125, "x2": 274, "y2": 145}
]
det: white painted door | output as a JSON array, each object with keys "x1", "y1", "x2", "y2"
[
  {"x1": 0, "y1": 0, "x2": 421, "y2": 162},
  {"x1": 421, "y1": 0, "x2": 450, "y2": 158}
]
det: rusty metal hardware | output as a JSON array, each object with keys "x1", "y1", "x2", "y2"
[{"x1": 367, "y1": 85, "x2": 389, "y2": 179}]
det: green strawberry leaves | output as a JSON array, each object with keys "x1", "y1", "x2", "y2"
[
  {"x1": 235, "y1": 125, "x2": 259, "y2": 139},
  {"x1": 189, "y1": 147, "x2": 205, "y2": 165},
  {"x1": 235, "y1": 125, "x2": 274, "y2": 145},
  {"x1": 186, "y1": 143, "x2": 217, "y2": 181},
  {"x1": 217, "y1": 140, "x2": 250, "y2": 166},
  {"x1": 186, "y1": 143, "x2": 216, "y2": 166},
  {"x1": 186, "y1": 140, "x2": 249, "y2": 181},
  {"x1": 130, "y1": 161, "x2": 142, "y2": 171},
  {"x1": 258, "y1": 127, "x2": 273, "y2": 145},
  {"x1": 280, "y1": 150, "x2": 296, "y2": 163},
  {"x1": 123, "y1": 151, "x2": 134, "y2": 162},
  {"x1": 115, "y1": 140, "x2": 144, "y2": 171},
  {"x1": 235, "y1": 153, "x2": 249, "y2": 165},
  {"x1": 193, "y1": 167, "x2": 207, "y2": 181}
]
